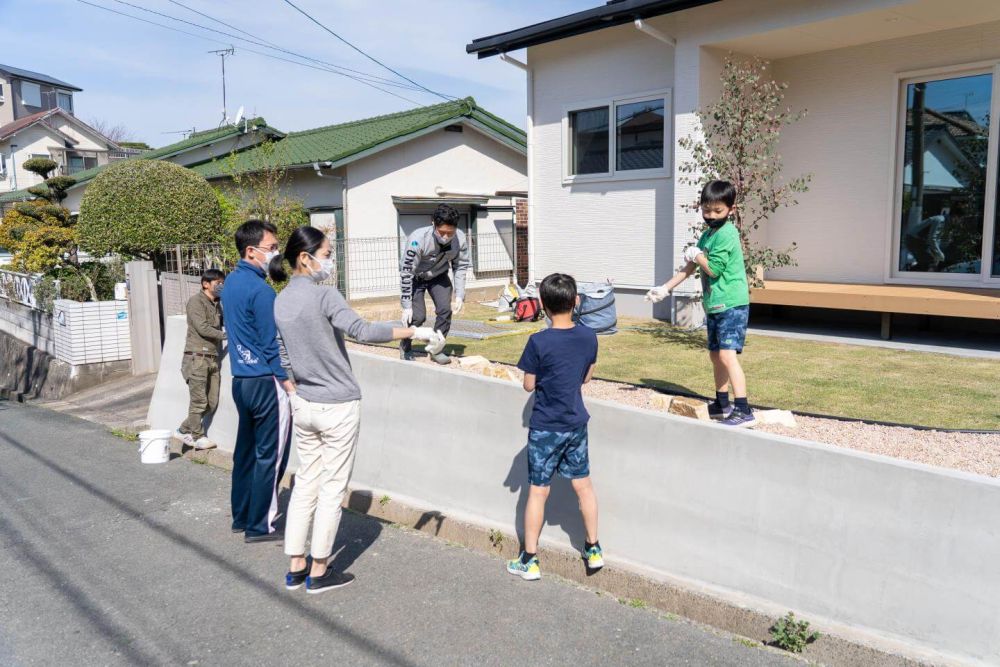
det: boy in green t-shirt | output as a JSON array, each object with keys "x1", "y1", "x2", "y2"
[{"x1": 646, "y1": 180, "x2": 755, "y2": 427}]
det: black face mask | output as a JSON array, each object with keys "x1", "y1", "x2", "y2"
[{"x1": 703, "y1": 217, "x2": 728, "y2": 229}]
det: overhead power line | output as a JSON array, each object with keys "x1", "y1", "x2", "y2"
[
  {"x1": 74, "y1": 0, "x2": 423, "y2": 105},
  {"x1": 279, "y1": 0, "x2": 455, "y2": 102},
  {"x1": 107, "y1": 0, "x2": 423, "y2": 92}
]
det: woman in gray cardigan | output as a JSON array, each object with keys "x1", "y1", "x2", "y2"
[{"x1": 270, "y1": 225, "x2": 443, "y2": 594}]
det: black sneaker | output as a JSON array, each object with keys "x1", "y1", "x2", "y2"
[
  {"x1": 720, "y1": 408, "x2": 756, "y2": 428},
  {"x1": 245, "y1": 531, "x2": 283, "y2": 544},
  {"x1": 306, "y1": 569, "x2": 355, "y2": 594},
  {"x1": 285, "y1": 557, "x2": 312, "y2": 591},
  {"x1": 708, "y1": 401, "x2": 733, "y2": 420},
  {"x1": 400, "y1": 349, "x2": 415, "y2": 361}
]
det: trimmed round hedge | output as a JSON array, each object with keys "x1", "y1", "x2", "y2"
[{"x1": 78, "y1": 160, "x2": 222, "y2": 258}]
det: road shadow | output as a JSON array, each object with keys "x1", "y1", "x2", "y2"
[{"x1": 502, "y1": 396, "x2": 587, "y2": 554}]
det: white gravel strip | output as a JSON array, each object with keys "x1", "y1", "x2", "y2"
[{"x1": 348, "y1": 342, "x2": 1000, "y2": 478}]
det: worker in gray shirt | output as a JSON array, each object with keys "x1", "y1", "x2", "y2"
[
  {"x1": 272, "y1": 225, "x2": 443, "y2": 594},
  {"x1": 399, "y1": 203, "x2": 471, "y2": 364}
]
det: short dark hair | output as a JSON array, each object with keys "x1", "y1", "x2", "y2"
[
  {"x1": 431, "y1": 204, "x2": 460, "y2": 228},
  {"x1": 235, "y1": 219, "x2": 278, "y2": 258},
  {"x1": 201, "y1": 268, "x2": 225, "y2": 285},
  {"x1": 269, "y1": 225, "x2": 327, "y2": 282},
  {"x1": 539, "y1": 273, "x2": 577, "y2": 315},
  {"x1": 700, "y1": 180, "x2": 736, "y2": 208}
]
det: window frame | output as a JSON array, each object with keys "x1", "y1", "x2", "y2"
[
  {"x1": 56, "y1": 90, "x2": 73, "y2": 113},
  {"x1": 562, "y1": 88, "x2": 672, "y2": 185},
  {"x1": 20, "y1": 80, "x2": 41, "y2": 107},
  {"x1": 887, "y1": 62, "x2": 1000, "y2": 287}
]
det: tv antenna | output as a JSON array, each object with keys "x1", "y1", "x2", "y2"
[
  {"x1": 208, "y1": 47, "x2": 235, "y2": 126},
  {"x1": 162, "y1": 127, "x2": 197, "y2": 139}
]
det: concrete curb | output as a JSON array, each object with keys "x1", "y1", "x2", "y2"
[{"x1": 164, "y1": 438, "x2": 933, "y2": 667}]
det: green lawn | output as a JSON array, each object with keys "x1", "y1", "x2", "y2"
[{"x1": 425, "y1": 302, "x2": 999, "y2": 430}]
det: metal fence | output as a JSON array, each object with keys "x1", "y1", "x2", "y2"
[
  {"x1": 160, "y1": 243, "x2": 225, "y2": 317},
  {"x1": 327, "y1": 231, "x2": 516, "y2": 300},
  {"x1": 160, "y1": 233, "x2": 517, "y2": 315}
]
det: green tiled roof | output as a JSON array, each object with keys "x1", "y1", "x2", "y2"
[
  {"x1": 0, "y1": 118, "x2": 279, "y2": 203},
  {"x1": 191, "y1": 97, "x2": 526, "y2": 180}
]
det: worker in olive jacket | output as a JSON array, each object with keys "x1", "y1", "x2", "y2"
[{"x1": 176, "y1": 268, "x2": 226, "y2": 450}]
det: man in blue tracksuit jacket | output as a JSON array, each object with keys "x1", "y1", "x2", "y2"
[{"x1": 221, "y1": 220, "x2": 293, "y2": 542}]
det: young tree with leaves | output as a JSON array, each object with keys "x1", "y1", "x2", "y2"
[{"x1": 678, "y1": 56, "x2": 811, "y2": 287}]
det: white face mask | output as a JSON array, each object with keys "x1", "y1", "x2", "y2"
[
  {"x1": 253, "y1": 246, "x2": 280, "y2": 267},
  {"x1": 308, "y1": 254, "x2": 334, "y2": 283}
]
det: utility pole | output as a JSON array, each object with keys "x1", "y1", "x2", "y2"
[{"x1": 208, "y1": 47, "x2": 235, "y2": 126}]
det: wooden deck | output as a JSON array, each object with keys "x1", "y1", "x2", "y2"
[{"x1": 750, "y1": 280, "x2": 1000, "y2": 338}]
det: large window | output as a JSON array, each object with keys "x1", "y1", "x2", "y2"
[
  {"x1": 565, "y1": 90, "x2": 670, "y2": 182},
  {"x1": 896, "y1": 68, "x2": 1000, "y2": 282},
  {"x1": 20, "y1": 81, "x2": 41, "y2": 107},
  {"x1": 65, "y1": 152, "x2": 98, "y2": 174}
]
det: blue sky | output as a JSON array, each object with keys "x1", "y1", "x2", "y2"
[{"x1": 0, "y1": 0, "x2": 597, "y2": 144}]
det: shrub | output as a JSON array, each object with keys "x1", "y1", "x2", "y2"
[
  {"x1": 45, "y1": 260, "x2": 124, "y2": 302},
  {"x1": 768, "y1": 612, "x2": 820, "y2": 653},
  {"x1": 0, "y1": 201, "x2": 75, "y2": 273},
  {"x1": 78, "y1": 160, "x2": 222, "y2": 260},
  {"x1": 21, "y1": 157, "x2": 57, "y2": 179}
]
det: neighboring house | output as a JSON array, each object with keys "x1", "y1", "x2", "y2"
[
  {"x1": 0, "y1": 117, "x2": 284, "y2": 213},
  {"x1": 193, "y1": 97, "x2": 527, "y2": 298},
  {"x1": 0, "y1": 64, "x2": 80, "y2": 127},
  {"x1": 468, "y1": 0, "x2": 1000, "y2": 322},
  {"x1": 0, "y1": 108, "x2": 122, "y2": 195}
]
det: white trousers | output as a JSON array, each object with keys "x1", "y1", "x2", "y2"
[{"x1": 284, "y1": 395, "x2": 361, "y2": 559}]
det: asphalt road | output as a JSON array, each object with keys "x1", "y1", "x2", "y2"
[{"x1": 0, "y1": 400, "x2": 801, "y2": 666}]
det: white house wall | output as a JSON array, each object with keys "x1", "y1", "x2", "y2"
[
  {"x1": 767, "y1": 19, "x2": 1000, "y2": 283},
  {"x1": 2, "y1": 125, "x2": 62, "y2": 193},
  {"x1": 528, "y1": 23, "x2": 675, "y2": 292},
  {"x1": 48, "y1": 118, "x2": 110, "y2": 152}
]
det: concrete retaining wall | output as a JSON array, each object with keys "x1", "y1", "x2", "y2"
[
  {"x1": 0, "y1": 297, "x2": 56, "y2": 355},
  {"x1": 147, "y1": 314, "x2": 1000, "y2": 665}
]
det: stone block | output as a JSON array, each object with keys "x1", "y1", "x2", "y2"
[{"x1": 668, "y1": 396, "x2": 710, "y2": 421}]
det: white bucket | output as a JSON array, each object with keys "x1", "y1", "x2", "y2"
[{"x1": 138, "y1": 429, "x2": 171, "y2": 464}]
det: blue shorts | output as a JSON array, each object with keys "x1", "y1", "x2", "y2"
[
  {"x1": 706, "y1": 305, "x2": 748, "y2": 353},
  {"x1": 526, "y1": 425, "x2": 590, "y2": 487}
]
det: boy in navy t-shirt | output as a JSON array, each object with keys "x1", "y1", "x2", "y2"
[{"x1": 507, "y1": 273, "x2": 602, "y2": 581}]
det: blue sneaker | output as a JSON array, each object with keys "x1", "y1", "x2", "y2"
[
  {"x1": 721, "y1": 408, "x2": 756, "y2": 428},
  {"x1": 708, "y1": 401, "x2": 733, "y2": 420},
  {"x1": 507, "y1": 553, "x2": 541, "y2": 581}
]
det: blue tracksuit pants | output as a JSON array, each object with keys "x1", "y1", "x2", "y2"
[{"x1": 231, "y1": 376, "x2": 291, "y2": 536}]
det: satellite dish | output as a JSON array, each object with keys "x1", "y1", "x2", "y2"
[{"x1": 233, "y1": 106, "x2": 245, "y2": 126}]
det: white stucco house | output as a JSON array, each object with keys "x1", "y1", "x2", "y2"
[
  {"x1": 468, "y1": 0, "x2": 1000, "y2": 331},
  {"x1": 192, "y1": 97, "x2": 528, "y2": 299}
]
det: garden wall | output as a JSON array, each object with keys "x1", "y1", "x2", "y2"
[{"x1": 147, "y1": 314, "x2": 1000, "y2": 665}]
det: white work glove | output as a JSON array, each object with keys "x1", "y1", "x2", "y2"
[
  {"x1": 644, "y1": 286, "x2": 670, "y2": 303},
  {"x1": 425, "y1": 330, "x2": 446, "y2": 356},
  {"x1": 683, "y1": 245, "x2": 704, "y2": 264},
  {"x1": 411, "y1": 326, "x2": 436, "y2": 342},
  {"x1": 401, "y1": 307, "x2": 413, "y2": 326},
  {"x1": 452, "y1": 297, "x2": 464, "y2": 314}
]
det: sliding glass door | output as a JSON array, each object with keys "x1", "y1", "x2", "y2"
[{"x1": 895, "y1": 66, "x2": 1000, "y2": 284}]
